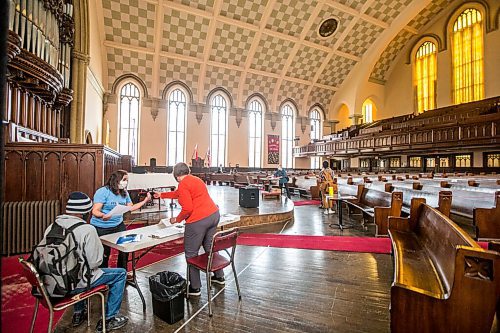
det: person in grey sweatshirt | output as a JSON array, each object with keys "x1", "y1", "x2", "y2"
[{"x1": 43, "y1": 192, "x2": 128, "y2": 332}]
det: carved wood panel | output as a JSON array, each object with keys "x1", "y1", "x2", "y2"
[
  {"x1": 3, "y1": 144, "x2": 131, "y2": 211},
  {"x1": 4, "y1": 151, "x2": 24, "y2": 202},
  {"x1": 25, "y1": 152, "x2": 43, "y2": 201},
  {"x1": 44, "y1": 152, "x2": 61, "y2": 200}
]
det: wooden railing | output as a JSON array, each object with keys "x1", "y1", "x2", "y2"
[{"x1": 296, "y1": 98, "x2": 500, "y2": 157}]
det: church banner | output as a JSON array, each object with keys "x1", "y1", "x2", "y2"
[{"x1": 267, "y1": 135, "x2": 279, "y2": 164}]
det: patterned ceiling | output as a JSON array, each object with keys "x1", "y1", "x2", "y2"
[
  {"x1": 370, "y1": 0, "x2": 456, "y2": 83},
  {"x1": 101, "y1": 0, "x2": 456, "y2": 114}
]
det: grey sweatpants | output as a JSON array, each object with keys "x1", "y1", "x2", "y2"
[{"x1": 184, "y1": 210, "x2": 224, "y2": 289}]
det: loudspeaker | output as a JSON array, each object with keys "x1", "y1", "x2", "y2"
[{"x1": 239, "y1": 187, "x2": 259, "y2": 208}]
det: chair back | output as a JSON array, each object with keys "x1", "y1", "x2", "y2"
[
  {"x1": 18, "y1": 257, "x2": 53, "y2": 309},
  {"x1": 211, "y1": 227, "x2": 239, "y2": 253},
  {"x1": 208, "y1": 227, "x2": 239, "y2": 271}
]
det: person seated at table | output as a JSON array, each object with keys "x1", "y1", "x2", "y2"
[
  {"x1": 319, "y1": 161, "x2": 336, "y2": 213},
  {"x1": 217, "y1": 164, "x2": 223, "y2": 173},
  {"x1": 153, "y1": 162, "x2": 224, "y2": 296},
  {"x1": 274, "y1": 166, "x2": 291, "y2": 199},
  {"x1": 91, "y1": 170, "x2": 151, "y2": 269},
  {"x1": 37, "y1": 192, "x2": 128, "y2": 332}
]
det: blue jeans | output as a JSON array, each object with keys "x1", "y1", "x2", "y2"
[{"x1": 72, "y1": 268, "x2": 126, "y2": 319}]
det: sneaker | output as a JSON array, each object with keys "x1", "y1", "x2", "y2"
[
  {"x1": 72, "y1": 309, "x2": 87, "y2": 327},
  {"x1": 96, "y1": 314, "x2": 128, "y2": 333},
  {"x1": 211, "y1": 276, "x2": 225, "y2": 285},
  {"x1": 188, "y1": 286, "x2": 201, "y2": 296}
]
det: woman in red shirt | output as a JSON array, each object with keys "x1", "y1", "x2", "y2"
[{"x1": 154, "y1": 162, "x2": 224, "y2": 296}]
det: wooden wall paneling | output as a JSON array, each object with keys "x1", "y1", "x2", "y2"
[
  {"x1": 43, "y1": 152, "x2": 61, "y2": 201},
  {"x1": 95, "y1": 149, "x2": 105, "y2": 191},
  {"x1": 4, "y1": 150, "x2": 24, "y2": 202},
  {"x1": 79, "y1": 152, "x2": 97, "y2": 198},
  {"x1": 61, "y1": 152, "x2": 78, "y2": 212},
  {"x1": 25, "y1": 151, "x2": 43, "y2": 201}
]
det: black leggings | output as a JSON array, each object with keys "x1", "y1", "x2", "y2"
[
  {"x1": 279, "y1": 183, "x2": 291, "y2": 199},
  {"x1": 95, "y1": 222, "x2": 128, "y2": 269}
]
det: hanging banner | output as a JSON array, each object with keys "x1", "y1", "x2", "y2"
[{"x1": 267, "y1": 135, "x2": 280, "y2": 164}]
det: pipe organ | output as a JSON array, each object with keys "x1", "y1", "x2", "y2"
[{"x1": 5, "y1": 0, "x2": 74, "y2": 142}]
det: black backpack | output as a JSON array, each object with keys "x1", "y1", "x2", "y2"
[{"x1": 32, "y1": 222, "x2": 92, "y2": 298}]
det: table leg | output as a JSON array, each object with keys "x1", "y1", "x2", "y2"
[
  {"x1": 128, "y1": 252, "x2": 147, "y2": 312},
  {"x1": 329, "y1": 199, "x2": 353, "y2": 230}
]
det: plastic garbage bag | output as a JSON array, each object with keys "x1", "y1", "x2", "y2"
[{"x1": 149, "y1": 271, "x2": 186, "y2": 302}]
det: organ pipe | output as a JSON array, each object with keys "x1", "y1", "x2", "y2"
[{"x1": 8, "y1": 0, "x2": 74, "y2": 141}]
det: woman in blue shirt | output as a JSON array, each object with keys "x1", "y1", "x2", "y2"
[{"x1": 91, "y1": 170, "x2": 151, "y2": 269}]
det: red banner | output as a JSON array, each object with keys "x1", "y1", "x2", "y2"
[{"x1": 267, "y1": 135, "x2": 279, "y2": 164}]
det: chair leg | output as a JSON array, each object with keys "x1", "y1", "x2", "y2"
[
  {"x1": 206, "y1": 271, "x2": 212, "y2": 317},
  {"x1": 231, "y1": 261, "x2": 241, "y2": 300},
  {"x1": 48, "y1": 310, "x2": 53, "y2": 333},
  {"x1": 186, "y1": 264, "x2": 190, "y2": 299},
  {"x1": 30, "y1": 299, "x2": 39, "y2": 333},
  {"x1": 87, "y1": 298, "x2": 91, "y2": 327},
  {"x1": 99, "y1": 292, "x2": 107, "y2": 333}
]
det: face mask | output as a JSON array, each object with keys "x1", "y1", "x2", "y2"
[{"x1": 118, "y1": 180, "x2": 128, "y2": 190}]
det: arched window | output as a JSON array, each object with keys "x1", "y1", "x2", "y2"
[
  {"x1": 210, "y1": 94, "x2": 229, "y2": 167},
  {"x1": 362, "y1": 99, "x2": 373, "y2": 124},
  {"x1": 452, "y1": 8, "x2": 484, "y2": 104},
  {"x1": 248, "y1": 98, "x2": 263, "y2": 168},
  {"x1": 167, "y1": 88, "x2": 187, "y2": 165},
  {"x1": 310, "y1": 109, "x2": 322, "y2": 169},
  {"x1": 119, "y1": 82, "x2": 140, "y2": 161},
  {"x1": 281, "y1": 103, "x2": 295, "y2": 169},
  {"x1": 415, "y1": 41, "x2": 437, "y2": 113}
]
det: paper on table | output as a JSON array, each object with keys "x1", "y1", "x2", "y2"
[
  {"x1": 107, "y1": 204, "x2": 131, "y2": 216},
  {"x1": 160, "y1": 219, "x2": 185, "y2": 228},
  {"x1": 150, "y1": 226, "x2": 183, "y2": 239}
]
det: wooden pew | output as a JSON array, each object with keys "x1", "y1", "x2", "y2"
[
  {"x1": 473, "y1": 191, "x2": 500, "y2": 240},
  {"x1": 385, "y1": 185, "x2": 453, "y2": 218},
  {"x1": 210, "y1": 173, "x2": 234, "y2": 186},
  {"x1": 388, "y1": 199, "x2": 499, "y2": 333},
  {"x1": 412, "y1": 182, "x2": 423, "y2": 190},
  {"x1": 345, "y1": 185, "x2": 403, "y2": 236},
  {"x1": 233, "y1": 173, "x2": 250, "y2": 188},
  {"x1": 293, "y1": 176, "x2": 320, "y2": 200}
]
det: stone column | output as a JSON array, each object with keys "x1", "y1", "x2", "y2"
[
  {"x1": 70, "y1": 0, "x2": 89, "y2": 143},
  {"x1": 349, "y1": 114, "x2": 362, "y2": 125},
  {"x1": 70, "y1": 50, "x2": 90, "y2": 143}
]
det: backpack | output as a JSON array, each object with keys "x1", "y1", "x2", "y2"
[{"x1": 31, "y1": 222, "x2": 91, "y2": 298}]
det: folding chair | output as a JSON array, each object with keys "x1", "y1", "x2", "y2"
[
  {"x1": 18, "y1": 258, "x2": 108, "y2": 333},
  {"x1": 186, "y1": 227, "x2": 241, "y2": 317}
]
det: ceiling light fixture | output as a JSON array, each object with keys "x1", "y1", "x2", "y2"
[{"x1": 318, "y1": 17, "x2": 339, "y2": 38}]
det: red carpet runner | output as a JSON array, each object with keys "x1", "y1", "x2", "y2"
[
  {"x1": 237, "y1": 234, "x2": 489, "y2": 254},
  {"x1": 237, "y1": 234, "x2": 393, "y2": 253}
]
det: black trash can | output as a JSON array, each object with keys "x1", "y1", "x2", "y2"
[{"x1": 149, "y1": 271, "x2": 186, "y2": 324}]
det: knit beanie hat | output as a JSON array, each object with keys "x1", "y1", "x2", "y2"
[{"x1": 66, "y1": 192, "x2": 93, "y2": 214}]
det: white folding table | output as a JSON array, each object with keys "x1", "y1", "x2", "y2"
[{"x1": 99, "y1": 214, "x2": 241, "y2": 311}]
